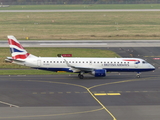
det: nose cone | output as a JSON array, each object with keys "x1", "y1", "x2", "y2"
[{"x1": 149, "y1": 64, "x2": 155, "y2": 71}]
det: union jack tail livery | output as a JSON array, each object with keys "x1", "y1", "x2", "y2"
[{"x1": 7, "y1": 35, "x2": 37, "y2": 60}]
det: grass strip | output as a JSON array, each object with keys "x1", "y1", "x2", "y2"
[
  {"x1": 0, "y1": 4, "x2": 160, "y2": 10},
  {"x1": 0, "y1": 12, "x2": 160, "y2": 40},
  {"x1": 0, "y1": 69, "x2": 73, "y2": 75},
  {"x1": 1, "y1": 47, "x2": 120, "y2": 69},
  {"x1": 1, "y1": 47, "x2": 119, "y2": 75}
]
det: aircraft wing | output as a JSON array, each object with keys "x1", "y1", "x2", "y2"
[
  {"x1": 70, "y1": 66, "x2": 94, "y2": 72},
  {"x1": 64, "y1": 59, "x2": 101, "y2": 72}
]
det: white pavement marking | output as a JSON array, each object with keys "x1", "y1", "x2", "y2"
[
  {"x1": 1, "y1": 40, "x2": 160, "y2": 47},
  {"x1": 0, "y1": 101, "x2": 19, "y2": 108}
]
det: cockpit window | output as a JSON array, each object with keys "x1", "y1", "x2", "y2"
[{"x1": 142, "y1": 61, "x2": 147, "y2": 64}]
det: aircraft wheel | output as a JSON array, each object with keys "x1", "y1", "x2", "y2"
[
  {"x1": 136, "y1": 74, "x2": 140, "y2": 78},
  {"x1": 78, "y1": 74, "x2": 84, "y2": 79}
]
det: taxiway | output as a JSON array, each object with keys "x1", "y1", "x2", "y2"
[{"x1": 0, "y1": 47, "x2": 160, "y2": 120}]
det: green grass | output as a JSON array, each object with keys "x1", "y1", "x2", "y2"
[
  {"x1": 0, "y1": 69, "x2": 78, "y2": 75},
  {"x1": 1, "y1": 47, "x2": 120, "y2": 69},
  {"x1": 0, "y1": 69, "x2": 54, "y2": 75},
  {"x1": 0, "y1": 4, "x2": 160, "y2": 10},
  {"x1": 0, "y1": 12, "x2": 160, "y2": 40},
  {"x1": 0, "y1": 47, "x2": 119, "y2": 75}
]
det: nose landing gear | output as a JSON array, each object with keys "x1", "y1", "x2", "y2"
[{"x1": 136, "y1": 72, "x2": 141, "y2": 78}]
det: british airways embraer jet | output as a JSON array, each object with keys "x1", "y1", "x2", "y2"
[{"x1": 6, "y1": 35, "x2": 155, "y2": 79}]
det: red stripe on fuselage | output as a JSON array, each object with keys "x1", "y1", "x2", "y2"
[
  {"x1": 12, "y1": 53, "x2": 30, "y2": 59},
  {"x1": 123, "y1": 59, "x2": 139, "y2": 61},
  {"x1": 8, "y1": 39, "x2": 24, "y2": 49}
]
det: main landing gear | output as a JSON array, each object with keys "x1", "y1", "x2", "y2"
[{"x1": 78, "y1": 72, "x2": 84, "y2": 79}]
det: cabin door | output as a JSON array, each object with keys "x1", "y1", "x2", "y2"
[{"x1": 134, "y1": 62, "x2": 139, "y2": 68}]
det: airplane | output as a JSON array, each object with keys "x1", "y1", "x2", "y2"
[{"x1": 6, "y1": 35, "x2": 155, "y2": 79}]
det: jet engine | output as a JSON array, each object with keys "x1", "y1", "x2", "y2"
[{"x1": 91, "y1": 69, "x2": 106, "y2": 77}]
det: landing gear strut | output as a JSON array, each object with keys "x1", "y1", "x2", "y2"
[
  {"x1": 78, "y1": 73, "x2": 84, "y2": 79},
  {"x1": 136, "y1": 72, "x2": 141, "y2": 78}
]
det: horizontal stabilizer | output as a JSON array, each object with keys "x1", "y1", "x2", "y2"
[{"x1": 5, "y1": 57, "x2": 25, "y2": 63}]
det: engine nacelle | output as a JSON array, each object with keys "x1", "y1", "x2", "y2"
[{"x1": 91, "y1": 69, "x2": 106, "y2": 77}]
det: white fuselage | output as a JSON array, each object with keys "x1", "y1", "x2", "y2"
[{"x1": 13, "y1": 57, "x2": 155, "y2": 73}]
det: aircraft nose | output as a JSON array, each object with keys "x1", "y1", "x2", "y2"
[{"x1": 150, "y1": 64, "x2": 155, "y2": 70}]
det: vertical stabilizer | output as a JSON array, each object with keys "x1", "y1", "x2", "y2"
[{"x1": 8, "y1": 35, "x2": 37, "y2": 59}]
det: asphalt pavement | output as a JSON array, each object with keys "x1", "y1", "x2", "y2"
[
  {"x1": 1, "y1": 40, "x2": 160, "y2": 47},
  {"x1": 0, "y1": 47, "x2": 160, "y2": 120}
]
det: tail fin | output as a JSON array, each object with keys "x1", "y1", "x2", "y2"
[{"x1": 7, "y1": 35, "x2": 37, "y2": 59}]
